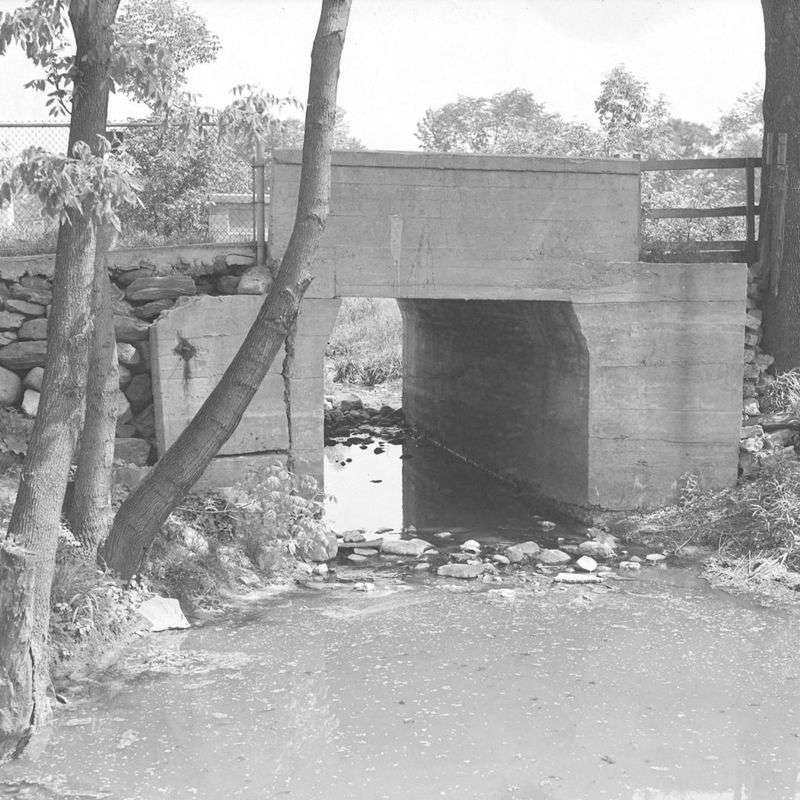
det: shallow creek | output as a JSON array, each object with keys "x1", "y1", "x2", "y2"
[{"x1": 3, "y1": 442, "x2": 800, "y2": 800}]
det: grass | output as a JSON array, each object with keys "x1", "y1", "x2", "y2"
[
  {"x1": 326, "y1": 297, "x2": 402, "y2": 386},
  {"x1": 760, "y1": 368, "x2": 800, "y2": 415},
  {"x1": 622, "y1": 461, "x2": 800, "y2": 603}
]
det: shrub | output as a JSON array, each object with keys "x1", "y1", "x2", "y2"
[
  {"x1": 760, "y1": 369, "x2": 800, "y2": 415},
  {"x1": 231, "y1": 463, "x2": 334, "y2": 566},
  {"x1": 326, "y1": 297, "x2": 402, "y2": 385}
]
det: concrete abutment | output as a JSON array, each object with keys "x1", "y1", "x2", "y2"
[{"x1": 400, "y1": 297, "x2": 741, "y2": 512}]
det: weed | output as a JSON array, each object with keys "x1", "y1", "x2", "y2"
[
  {"x1": 760, "y1": 369, "x2": 800, "y2": 415},
  {"x1": 326, "y1": 297, "x2": 402, "y2": 386}
]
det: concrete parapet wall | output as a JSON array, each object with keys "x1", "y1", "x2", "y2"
[{"x1": 271, "y1": 150, "x2": 641, "y2": 299}]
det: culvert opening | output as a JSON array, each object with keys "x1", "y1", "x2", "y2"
[{"x1": 322, "y1": 297, "x2": 591, "y2": 536}]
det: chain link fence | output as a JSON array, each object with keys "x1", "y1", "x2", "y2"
[{"x1": 0, "y1": 122, "x2": 260, "y2": 256}]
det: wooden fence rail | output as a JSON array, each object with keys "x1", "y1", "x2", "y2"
[{"x1": 639, "y1": 156, "x2": 762, "y2": 264}]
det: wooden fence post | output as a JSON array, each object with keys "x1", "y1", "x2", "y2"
[
  {"x1": 745, "y1": 162, "x2": 756, "y2": 264},
  {"x1": 254, "y1": 138, "x2": 267, "y2": 267},
  {"x1": 769, "y1": 133, "x2": 788, "y2": 296}
]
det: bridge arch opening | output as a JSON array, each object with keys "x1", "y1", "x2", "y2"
[{"x1": 399, "y1": 298, "x2": 590, "y2": 511}]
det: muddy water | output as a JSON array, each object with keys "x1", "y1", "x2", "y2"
[
  {"x1": 4, "y1": 570, "x2": 800, "y2": 800},
  {"x1": 4, "y1": 447, "x2": 800, "y2": 799},
  {"x1": 324, "y1": 436, "x2": 585, "y2": 542}
]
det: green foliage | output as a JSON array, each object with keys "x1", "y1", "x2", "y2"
[
  {"x1": 326, "y1": 297, "x2": 402, "y2": 386},
  {"x1": 0, "y1": 408, "x2": 33, "y2": 457},
  {"x1": 760, "y1": 369, "x2": 800, "y2": 415},
  {"x1": 114, "y1": 0, "x2": 221, "y2": 107},
  {"x1": 632, "y1": 461, "x2": 800, "y2": 568},
  {"x1": 115, "y1": 123, "x2": 219, "y2": 243},
  {"x1": 718, "y1": 86, "x2": 763, "y2": 157},
  {"x1": 416, "y1": 88, "x2": 601, "y2": 156},
  {"x1": 0, "y1": 0, "x2": 71, "y2": 115},
  {"x1": 50, "y1": 538, "x2": 141, "y2": 659},
  {"x1": 1, "y1": 139, "x2": 141, "y2": 231},
  {"x1": 231, "y1": 464, "x2": 332, "y2": 566},
  {"x1": 0, "y1": 0, "x2": 178, "y2": 116},
  {"x1": 595, "y1": 65, "x2": 675, "y2": 157}
]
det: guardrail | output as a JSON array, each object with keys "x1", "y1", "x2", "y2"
[{"x1": 639, "y1": 156, "x2": 761, "y2": 264}]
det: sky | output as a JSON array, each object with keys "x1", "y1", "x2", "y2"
[{"x1": 0, "y1": 0, "x2": 765, "y2": 150}]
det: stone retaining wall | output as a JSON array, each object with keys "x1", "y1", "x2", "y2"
[
  {"x1": 0, "y1": 242, "x2": 261, "y2": 468},
  {"x1": 737, "y1": 260, "x2": 798, "y2": 474}
]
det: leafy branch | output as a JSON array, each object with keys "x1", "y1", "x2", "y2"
[{"x1": 0, "y1": 137, "x2": 142, "y2": 231}]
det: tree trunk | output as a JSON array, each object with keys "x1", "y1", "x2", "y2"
[
  {"x1": 761, "y1": 0, "x2": 800, "y2": 371},
  {"x1": 103, "y1": 0, "x2": 352, "y2": 579},
  {"x1": 0, "y1": 0, "x2": 120, "y2": 761},
  {"x1": 67, "y1": 226, "x2": 119, "y2": 557}
]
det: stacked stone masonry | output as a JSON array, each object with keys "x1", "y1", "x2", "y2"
[
  {"x1": 737, "y1": 260, "x2": 798, "y2": 475},
  {"x1": 0, "y1": 243, "x2": 262, "y2": 471}
]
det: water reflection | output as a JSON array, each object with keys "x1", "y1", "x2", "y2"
[{"x1": 324, "y1": 436, "x2": 575, "y2": 540}]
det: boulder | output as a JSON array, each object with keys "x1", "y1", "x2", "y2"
[
  {"x1": 236, "y1": 264, "x2": 272, "y2": 295},
  {"x1": 17, "y1": 317, "x2": 47, "y2": 340},
  {"x1": 9, "y1": 284, "x2": 51, "y2": 305},
  {"x1": 0, "y1": 366, "x2": 22, "y2": 406},
  {"x1": 553, "y1": 572, "x2": 604, "y2": 584},
  {"x1": 116, "y1": 342, "x2": 140, "y2": 366},
  {"x1": 459, "y1": 539, "x2": 481, "y2": 554},
  {"x1": 115, "y1": 391, "x2": 132, "y2": 423},
  {"x1": 339, "y1": 395, "x2": 363, "y2": 412},
  {"x1": 4, "y1": 299, "x2": 43, "y2": 317},
  {"x1": 0, "y1": 340, "x2": 47, "y2": 370},
  {"x1": 113, "y1": 267, "x2": 155, "y2": 288},
  {"x1": 299, "y1": 529, "x2": 338, "y2": 562},
  {"x1": 136, "y1": 596, "x2": 190, "y2": 632},
  {"x1": 134, "y1": 298, "x2": 174, "y2": 320},
  {"x1": 505, "y1": 541, "x2": 541, "y2": 563},
  {"x1": 116, "y1": 422, "x2": 136, "y2": 438},
  {"x1": 22, "y1": 367, "x2": 43, "y2": 392},
  {"x1": 576, "y1": 555, "x2": 598, "y2": 572},
  {"x1": 0, "y1": 311, "x2": 24, "y2": 330},
  {"x1": 113, "y1": 315, "x2": 149, "y2": 343},
  {"x1": 381, "y1": 538, "x2": 430, "y2": 557},
  {"x1": 126, "y1": 276, "x2": 197, "y2": 303},
  {"x1": 133, "y1": 404, "x2": 155, "y2": 440},
  {"x1": 114, "y1": 437, "x2": 151, "y2": 466},
  {"x1": 536, "y1": 548, "x2": 572, "y2": 565},
  {"x1": 225, "y1": 253, "x2": 254, "y2": 268},
  {"x1": 0, "y1": 332, "x2": 17, "y2": 347},
  {"x1": 437, "y1": 563, "x2": 485, "y2": 579},
  {"x1": 216, "y1": 275, "x2": 240, "y2": 294},
  {"x1": 125, "y1": 374, "x2": 152, "y2": 413},
  {"x1": 21, "y1": 389, "x2": 40, "y2": 417},
  {"x1": 579, "y1": 540, "x2": 615, "y2": 559},
  {"x1": 19, "y1": 276, "x2": 51, "y2": 291},
  {"x1": 118, "y1": 364, "x2": 132, "y2": 388}
]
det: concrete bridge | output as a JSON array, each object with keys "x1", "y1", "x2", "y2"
[{"x1": 153, "y1": 150, "x2": 745, "y2": 514}]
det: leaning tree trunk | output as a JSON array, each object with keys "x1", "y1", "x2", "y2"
[
  {"x1": 761, "y1": 0, "x2": 800, "y2": 371},
  {"x1": 67, "y1": 225, "x2": 119, "y2": 557},
  {"x1": 0, "y1": 0, "x2": 120, "y2": 762},
  {"x1": 103, "y1": 0, "x2": 352, "y2": 579}
]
